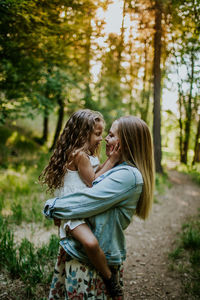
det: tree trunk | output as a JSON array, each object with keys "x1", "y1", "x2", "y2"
[
  {"x1": 192, "y1": 116, "x2": 200, "y2": 164},
  {"x1": 153, "y1": 0, "x2": 163, "y2": 173},
  {"x1": 50, "y1": 97, "x2": 64, "y2": 151},
  {"x1": 181, "y1": 51, "x2": 194, "y2": 164},
  {"x1": 141, "y1": 39, "x2": 150, "y2": 123},
  {"x1": 144, "y1": 79, "x2": 151, "y2": 123},
  {"x1": 37, "y1": 106, "x2": 49, "y2": 145},
  {"x1": 42, "y1": 112, "x2": 48, "y2": 142},
  {"x1": 84, "y1": 17, "x2": 93, "y2": 109},
  {"x1": 116, "y1": 0, "x2": 126, "y2": 76}
]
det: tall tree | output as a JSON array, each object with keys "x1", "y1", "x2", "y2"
[
  {"x1": 170, "y1": 0, "x2": 200, "y2": 164},
  {"x1": 193, "y1": 115, "x2": 200, "y2": 164},
  {"x1": 152, "y1": 0, "x2": 163, "y2": 173}
]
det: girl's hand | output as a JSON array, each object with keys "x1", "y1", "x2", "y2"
[
  {"x1": 57, "y1": 247, "x2": 67, "y2": 265},
  {"x1": 109, "y1": 143, "x2": 121, "y2": 164},
  {"x1": 54, "y1": 218, "x2": 61, "y2": 227}
]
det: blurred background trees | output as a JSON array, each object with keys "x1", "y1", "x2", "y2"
[{"x1": 0, "y1": 0, "x2": 200, "y2": 171}]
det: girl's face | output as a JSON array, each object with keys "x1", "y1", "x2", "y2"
[
  {"x1": 105, "y1": 121, "x2": 120, "y2": 157},
  {"x1": 89, "y1": 120, "x2": 104, "y2": 154}
]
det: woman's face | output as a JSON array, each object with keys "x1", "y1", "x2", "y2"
[{"x1": 105, "y1": 121, "x2": 120, "y2": 156}]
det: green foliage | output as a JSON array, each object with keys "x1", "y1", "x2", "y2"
[
  {"x1": 11, "y1": 203, "x2": 24, "y2": 225},
  {"x1": 155, "y1": 172, "x2": 172, "y2": 195},
  {"x1": 169, "y1": 0, "x2": 200, "y2": 165},
  {"x1": 0, "y1": 125, "x2": 13, "y2": 143},
  {"x1": 0, "y1": 196, "x2": 4, "y2": 213},
  {"x1": 0, "y1": 147, "x2": 51, "y2": 225},
  {"x1": 168, "y1": 247, "x2": 183, "y2": 260},
  {"x1": 181, "y1": 225, "x2": 200, "y2": 250},
  {"x1": 0, "y1": 0, "x2": 199, "y2": 166},
  {"x1": 176, "y1": 163, "x2": 200, "y2": 186},
  {"x1": 0, "y1": 216, "x2": 59, "y2": 298},
  {"x1": 7, "y1": 131, "x2": 39, "y2": 152},
  {"x1": 0, "y1": 124, "x2": 42, "y2": 169},
  {"x1": 0, "y1": 0, "x2": 106, "y2": 124},
  {"x1": 0, "y1": 126, "x2": 13, "y2": 166},
  {"x1": 169, "y1": 213, "x2": 200, "y2": 298},
  {"x1": 189, "y1": 166, "x2": 200, "y2": 186}
]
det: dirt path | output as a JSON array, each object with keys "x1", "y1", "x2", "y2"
[
  {"x1": 1, "y1": 170, "x2": 200, "y2": 299},
  {"x1": 123, "y1": 170, "x2": 200, "y2": 299}
]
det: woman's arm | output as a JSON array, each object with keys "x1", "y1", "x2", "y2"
[{"x1": 44, "y1": 166, "x2": 143, "y2": 220}]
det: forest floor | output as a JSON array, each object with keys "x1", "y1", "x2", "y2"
[
  {"x1": 123, "y1": 170, "x2": 200, "y2": 300},
  {"x1": 1, "y1": 169, "x2": 200, "y2": 299}
]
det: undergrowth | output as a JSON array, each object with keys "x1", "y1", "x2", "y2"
[
  {"x1": 0, "y1": 124, "x2": 50, "y2": 222},
  {"x1": 0, "y1": 148, "x2": 52, "y2": 226},
  {"x1": 176, "y1": 163, "x2": 200, "y2": 186},
  {"x1": 154, "y1": 172, "x2": 172, "y2": 203},
  {"x1": 169, "y1": 212, "x2": 200, "y2": 299},
  {"x1": 0, "y1": 216, "x2": 59, "y2": 298}
]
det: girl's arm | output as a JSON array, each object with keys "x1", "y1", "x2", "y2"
[
  {"x1": 75, "y1": 152, "x2": 96, "y2": 187},
  {"x1": 95, "y1": 145, "x2": 115, "y2": 173},
  {"x1": 75, "y1": 146, "x2": 121, "y2": 187},
  {"x1": 95, "y1": 144, "x2": 121, "y2": 177}
]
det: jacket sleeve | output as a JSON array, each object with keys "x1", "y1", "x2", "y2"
[{"x1": 43, "y1": 167, "x2": 138, "y2": 220}]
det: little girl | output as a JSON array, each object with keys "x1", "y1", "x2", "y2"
[{"x1": 40, "y1": 109, "x2": 122, "y2": 297}]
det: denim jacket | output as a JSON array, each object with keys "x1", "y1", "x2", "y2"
[{"x1": 44, "y1": 163, "x2": 143, "y2": 265}]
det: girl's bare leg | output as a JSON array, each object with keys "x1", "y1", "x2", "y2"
[{"x1": 70, "y1": 224, "x2": 111, "y2": 280}]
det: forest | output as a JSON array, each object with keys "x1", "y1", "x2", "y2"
[
  {"x1": 0, "y1": 0, "x2": 200, "y2": 299},
  {"x1": 0, "y1": 0, "x2": 199, "y2": 169}
]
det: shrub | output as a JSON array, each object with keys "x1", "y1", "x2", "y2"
[{"x1": 169, "y1": 214, "x2": 200, "y2": 298}]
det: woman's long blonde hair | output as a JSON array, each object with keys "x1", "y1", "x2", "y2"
[
  {"x1": 117, "y1": 116, "x2": 155, "y2": 220},
  {"x1": 39, "y1": 109, "x2": 104, "y2": 193}
]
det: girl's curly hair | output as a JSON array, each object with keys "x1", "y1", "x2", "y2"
[{"x1": 39, "y1": 109, "x2": 104, "y2": 193}]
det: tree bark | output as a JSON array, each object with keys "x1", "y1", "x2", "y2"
[
  {"x1": 181, "y1": 51, "x2": 194, "y2": 164},
  {"x1": 116, "y1": 0, "x2": 126, "y2": 76},
  {"x1": 177, "y1": 89, "x2": 184, "y2": 162},
  {"x1": 84, "y1": 17, "x2": 93, "y2": 109},
  {"x1": 141, "y1": 39, "x2": 151, "y2": 123},
  {"x1": 153, "y1": 0, "x2": 163, "y2": 173},
  {"x1": 50, "y1": 96, "x2": 64, "y2": 151},
  {"x1": 192, "y1": 116, "x2": 200, "y2": 164},
  {"x1": 37, "y1": 106, "x2": 49, "y2": 146},
  {"x1": 42, "y1": 113, "x2": 48, "y2": 142}
]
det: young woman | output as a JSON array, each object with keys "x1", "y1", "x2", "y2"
[{"x1": 44, "y1": 115, "x2": 155, "y2": 299}]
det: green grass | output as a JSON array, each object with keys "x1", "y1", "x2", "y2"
[
  {"x1": 189, "y1": 166, "x2": 200, "y2": 185},
  {"x1": 0, "y1": 152, "x2": 52, "y2": 226},
  {"x1": 169, "y1": 213, "x2": 200, "y2": 299},
  {"x1": 154, "y1": 172, "x2": 172, "y2": 203},
  {"x1": 0, "y1": 124, "x2": 52, "y2": 226},
  {"x1": 176, "y1": 163, "x2": 200, "y2": 186},
  {"x1": 0, "y1": 216, "x2": 59, "y2": 298},
  {"x1": 0, "y1": 124, "x2": 59, "y2": 298}
]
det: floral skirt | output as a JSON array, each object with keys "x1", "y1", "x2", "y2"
[{"x1": 49, "y1": 247, "x2": 124, "y2": 300}]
